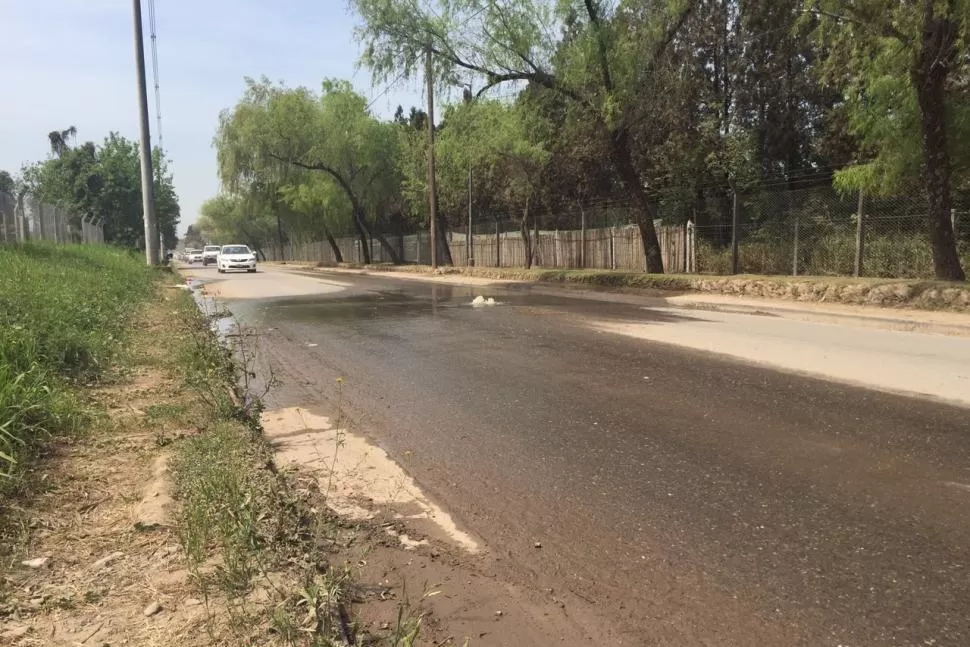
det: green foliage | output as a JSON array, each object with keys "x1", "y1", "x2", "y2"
[
  {"x1": 198, "y1": 194, "x2": 277, "y2": 255},
  {"x1": 809, "y1": 0, "x2": 970, "y2": 194},
  {"x1": 435, "y1": 99, "x2": 550, "y2": 214},
  {"x1": 0, "y1": 244, "x2": 157, "y2": 490},
  {"x1": 18, "y1": 131, "x2": 181, "y2": 249},
  {"x1": 201, "y1": 0, "x2": 969, "y2": 276},
  {"x1": 211, "y1": 77, "x2": 418, "y2": 264},
  {"x1": 0, "y1": 170, "x2": 14, "y2": 193}
]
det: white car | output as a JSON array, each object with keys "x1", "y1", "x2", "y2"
[
  {"x1": 186, "y1": 249, "x2": 203, "y2": 264},
  {"x1": 217, "y1": 245, "x2": 257, "y2": 273},
  {"x1": 202, "y1": 245, "x2": 221, "y2": 266}
]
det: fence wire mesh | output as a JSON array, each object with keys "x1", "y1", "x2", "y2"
[
  {"x1": 264, "y1": 184, "x2": 968, "y2": 279},
  {"x1": 0, "y1": 191, "x2": 104, "y2": 245},
  {"x1": 693, "y1": 187, "x2": 968, "y2": 279}
]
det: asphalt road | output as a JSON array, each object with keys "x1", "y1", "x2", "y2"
[{"x1": 190, "y1": 265, "x2": 970, "y2": 646}]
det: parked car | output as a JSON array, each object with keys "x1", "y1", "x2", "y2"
[
  {"x1": 217, "y1": 245, "x2": 257, "y2": 273},
  {"x1": 202, "y1": 245, "x2": 221, "y2": 266}
]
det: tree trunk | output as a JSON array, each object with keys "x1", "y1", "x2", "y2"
[
  {"x1": 375, "y1": 232, "x2": 401, "y2": 264},
  {"x1": 521, "y1": 197, "x2": 534, "y2": 268},
  {"x1": 609, "y1": 129, "x2": 664, "y2": 273},
  {"x1": 322, "y1": 226, "x2": 344, "y2": 264},
  {"x1": 912, "y1": 12, "x2": 965, "y2": 281},
  {"x1": 435, "y1": 212, "x2": 454, "y2": 265},
  {"x1": 351, "y1": 208, "x2": 372, "y2": 264}
]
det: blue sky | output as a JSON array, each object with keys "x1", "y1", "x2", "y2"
[{"x1": 0, "y1": 0, "x2": 427, "y2": 234}]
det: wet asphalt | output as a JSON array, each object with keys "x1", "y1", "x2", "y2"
[{"x1": 214, "y1": 268, "x2": 970, "y2": 646}]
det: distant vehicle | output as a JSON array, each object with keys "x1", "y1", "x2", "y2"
[
  {"x1": 202, "y1": 245, "x2": 221, "y2": 266},
  {"x1": 217, "y1": 245, "x2": 257, "y2": 273},
  {"x1": 186, "y1": 249, "x2": 203, "y2": 264}
]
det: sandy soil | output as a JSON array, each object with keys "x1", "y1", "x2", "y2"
[{"x1": 262, "y1": 406, "x2": 480, "y2": 553}]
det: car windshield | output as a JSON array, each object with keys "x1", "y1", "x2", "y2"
[
  {"x1": 222, "y1": 246, "x2": 250, "y2": 255},
  {"x1": 204, "y1": 246, "x2": 220, "y2": 252}
]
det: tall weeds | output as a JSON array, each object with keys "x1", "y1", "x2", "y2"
[{"x1": 0, "y1": 243, "x2": 156, "y2": 491}]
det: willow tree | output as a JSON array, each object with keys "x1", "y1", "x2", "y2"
[
  {"x1": 278, "y1": 171, "x2": 352, "y2": 263},
  {"x1": 352, "y1": 0, "x2": 695, "y2": 273},
  {"x1": 215, "y1": 77, "x2": 403, "y2": 264},
  {"x1": 198, "y1": 194, "x2": 276, "y2": 259}
]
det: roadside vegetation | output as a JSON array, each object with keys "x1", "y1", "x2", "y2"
[
  {"x1": 171, "y1": 291, "x2": 436, "y2": 645},
  {"x1": 1, "y1": 128, "x2": 181, "y2": 250},
  {"x1": 191, "y1": 0, "x2": 970, "y2": 282},
  {"x1": 0, "y1": 247, "x2": 438, "y2": 645},
  {"x1": 0, "y1": 244, "x2": 155, "y2": 492}
]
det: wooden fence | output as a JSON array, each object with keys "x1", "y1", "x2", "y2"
[{"x1": 264, "y1": 222, "x2": 693, "y2": 273}]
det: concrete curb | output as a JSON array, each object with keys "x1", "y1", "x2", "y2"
[{"x1": 666, "y1": 298, "x2": 970, "y2": 337}]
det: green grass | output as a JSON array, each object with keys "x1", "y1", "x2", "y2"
[{"x1": 0, "y1": 243, "x2": 156, "y2": 490}]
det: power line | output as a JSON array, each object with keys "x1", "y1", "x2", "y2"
[
  {"x1": 367, "y1": 70, "x2": 409, "y2": 111},
  {"x1": 365, "y1": 3, "x2": 488, "y2": 112},
  {"x1": 147, "y1": 0, "x2": 163, "y2": 153}
]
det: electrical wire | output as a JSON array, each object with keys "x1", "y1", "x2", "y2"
[{"x1": 147, "y1": 0, "x2": 163, "y2": 153}]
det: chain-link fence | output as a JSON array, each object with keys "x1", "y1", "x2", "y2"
[
  {"x1": 693, "y1": 186, "x2": 968, "y2": 279},
  {"x1": 263, "y1": 184, "x2": 968, "y2": 279},
  {"x1": 0, "y1": 191, "x2": 104, "y2": 245}
]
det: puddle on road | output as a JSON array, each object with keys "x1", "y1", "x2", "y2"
[
  {"x1": 185, "y1": 278, "x2": 237, "y2": 339},
  {"x1": 261, "y1": 406, "x2": 481, "y2": 554},
  {"x1": 258, "y1": 284, "x2": 694, "y2": 326}
]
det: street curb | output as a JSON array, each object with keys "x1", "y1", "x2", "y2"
[{"x1": 668, "y1": 300, "x2": 970, "y2": 337}]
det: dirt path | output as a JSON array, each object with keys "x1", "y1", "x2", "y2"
[{"x1": 0, "y1": 291, "x2": 209, "y2": 646}]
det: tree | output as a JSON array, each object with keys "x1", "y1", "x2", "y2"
[
  {"x1": 47, "y1": 126, "x2": 77, "y2": 158},
  {"x1": 809, "y1": 0, "x2": 969, "y2": 281},
  {"x1": 351, "y1": 0, "x2": 696, "y2": 273},
  {"x1": 215, "y1": 77, "x2": 406, "y2": 264},
  {"x1": 198, "y1": 194, "x2": 276, "y2": 259},
  {"x1": 153, "y1": 149, "x2": 181, "y2": 250},
  {"x1": 278, "y1": 172, "x2": 352, "y2": 262},
  {"x1": 436, "y1": 100, "x2": 550, "y2": 266},
  {"x1": 21, "y1": 130, "x2": 180, "y2": 249},
  {"x1": 182, "y1": 224, "x2": 205, "y2": 249},
  {"x1": 0, "y1": 170, "x2": 14, "y2": 194}
]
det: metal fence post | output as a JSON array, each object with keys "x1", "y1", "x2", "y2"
[
  {"x1": 610, "y1": 226, "x2": 616, "y2": 270},
  {"x1": 38, "y1": 203, "x2": 47, "y2": 240},
  {"x1": 580, "y1": 207, "x2": 587, "y2": 269},
  {"x1": 685, "y1": 221, "x2": 691, "y2": 273},
  {"x1": 730, "y1": 190, "x2": 740, "y2": 274},
  {"x1": 854, "y1": 190, "x2": 865, "y2": 277},
  {"x1": 1, "y1": 196, "x2": 10, "y2": 243},
  {"x1": 495, "y1": 219, "x2": 501, "y2": 267},
  {"x1": 792, "y1": 215, "x2": 800, "y2": 276}
]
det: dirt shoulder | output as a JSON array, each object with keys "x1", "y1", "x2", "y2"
[{"x1": 1, "y1": 272, "x2": 597, "y2": 646}]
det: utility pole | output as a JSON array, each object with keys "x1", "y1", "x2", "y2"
[
  {"x1": 426, "y1": 46, "x2": 439, "y2": 269},
  {"x1": 463, "y1": 83, "x2": 474, "y2": 266},
  {"x1": 132, "y1": 0, "x2": 159, "y2": 265}
]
